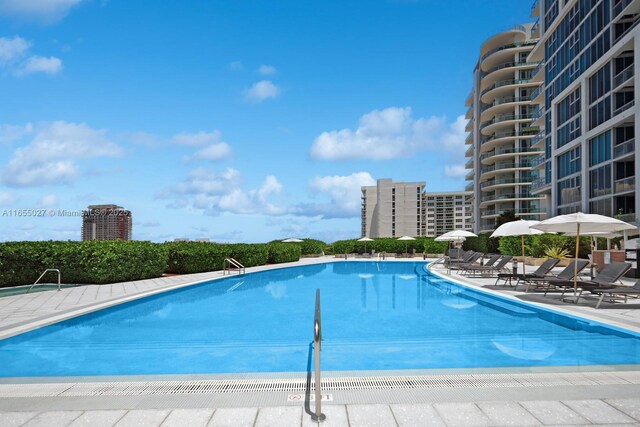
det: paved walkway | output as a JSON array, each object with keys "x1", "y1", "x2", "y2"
[
  {"x1": 1, "y1": 257, "x2": 640, "y2": 426},
  {"x1": 3, "y1": 399, "x2": 640, "y2": 426}
]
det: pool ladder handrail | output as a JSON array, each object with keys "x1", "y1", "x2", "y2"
[
  {"x1": 427, "y1": 255, "x2": 446, "y2": 271},
  {"x1": 223, "y1": 258, "x2": 245, "y2": 275},
  {"x1": 27, "y1": 269, "x2": 61, "y2": 293},
  {"x1": 312, "y1": 288, "x2": 326, "y2": 422}
]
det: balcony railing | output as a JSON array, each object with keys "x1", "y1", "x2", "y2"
[
  {"x1": 480, "y1": 161, "x2": 533, "y2": 175},
  {"x1": 531, "y1": 18, "x2": 540, "y2": 37},
  {"x1": 614, "y1": 63, "x2": 634, "y2": 88},
  {"x1": 531, "y1": 106, "x2": 545, "y2": 122},
  {"x1": 614, "y1": 138, "x2": 635, "y2": 158},
  {"x1": 466, "y1": 132, "x2": 473, "y2": 144},
  {"x1": 529, "y1": 84, "x2": 544, "y2": 102},
  {"x1": 531, "y1": 0, "x2": 540, "y2": 13},
  {"x1": 483, "y1": 128, "x2": 539, "y2": 145},
  {"x1": 480, "y1": 177, "x2": 534, "y2": 189},
  {"x1": 482, "y1": 96, "x2": 531, "y2": 112},
  {"x1": 530, "y1": 154, "x2": 546, "y2": 167},
  {"x1": 532, "y1": 61, "x2": 545, "y2": 79},
  {"x1": 531, "y1": 130, "x2": 546, "y2": 147},
  {"x1": 613, "y1": 99, "x2": 635, "y2": 116},
  {"x1": 481, "y1": 78, "x2": 534, "y2": 97},
  {"x1": 479, "y1": 146, "x2": 542, "y2": 162},
  {"x1": 465, "y1": 144, "x2": 474, "y2": 157},
  {"x1": 480, "y1": 40, "x2": 538, "y2": 62},
  {"x1": 615, "y1": 176, "x2": 636, "y2": 194},
  {"x1": 531, "y1": 178, "x2": 551, "y2": 191},
  {"x1": 617, "y1": 213, "x2": 637, "y2": 223},
  {"x1": 480, "y1": 113, "x2": 535, "y2": 130},
  {"x1": 483, "y1": 207, "x2": 545, "y2": 216},
  {"x1": 483, "y1": 61, "x2": 540, "y2": 77},
  {"x1": 481, "y1": 193, "x2": 544, "y2": 203},
  {"x1": 614, "y1": 0, "x2": 633, "y2": 17}
]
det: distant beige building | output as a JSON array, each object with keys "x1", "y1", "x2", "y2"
[
  {"x1": 82, "y1": 204, "x2": 132, "y2": 241},
  {"x1": 361, "y1": 179, "x2": 425, "y2": 238},
  {"x1": 424, "y1": 191, "x2": 473, "y2": 237}
]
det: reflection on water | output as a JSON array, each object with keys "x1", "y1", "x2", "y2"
[{"x1": 0, "y1": 261, "x2": 639, "y2": 377}]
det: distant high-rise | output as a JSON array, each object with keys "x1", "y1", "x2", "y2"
[
  {"x1": 82, "y1": 204, "x2": 132, "y2": 241},
  {"x1": 361, "y1": 179, "x2": 425, "y2": 238}
]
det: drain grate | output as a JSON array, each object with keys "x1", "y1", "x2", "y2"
[{"x1": 1, "y1": 371, "x2": 639, "y2": 398}]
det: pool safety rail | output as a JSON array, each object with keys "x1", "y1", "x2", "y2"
[
  {"x1": 223, "y1": 258, "x2": 245, "y2": 275},
  {"x1": 27, "y1": 269, "x2": 61, "y2": 293},
  {"x1": 312, "y1": 288, "x2": 325, "y2": 422}
]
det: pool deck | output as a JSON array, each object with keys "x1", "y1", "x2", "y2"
[{"x1": 2, "y1": 257, "x2": 640, "y2": 426}]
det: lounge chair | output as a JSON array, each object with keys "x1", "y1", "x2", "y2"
[
  {"x1": 461, "y1": 256, "x2": 513, "y2": 277},
  {"x1": 495, "y1": 258, "x2": 560, "y2": 288},
  {"x1": 549, "y1": 262, "x2": 632, "y2": 303},
  {"x1": 458, "y1": 254, "x2": 500, "y2": 275},
  {"x1": 590, "y1": 279, "x2": 640, "y2": 308},
  {"x1": 448, "y1": 252, "x2": 481, "y2": 269},
  {"x1": 524, "y1": 259, "x2": 590, "y2": 293}
]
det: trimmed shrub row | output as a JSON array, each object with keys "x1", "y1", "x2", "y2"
[
  {"x1": 497, "y1": 234, "x2": 592, "y2": 258},
  {"x1": 268, "y1": 238, "x2": 327, "y2": 256},
  {"x1": 332, "y1": 237, "x2": 447, "y2": 255},
  {"x1": 0, "y1": 241, "x2": 303, "y2": 287},
  {"x1": 0, "y1": 241, "x2": 167, "y2": 287}
]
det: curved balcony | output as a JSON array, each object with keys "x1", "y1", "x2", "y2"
[
  {"x1": 481, "y1": 127, "x2": 538, "y2": 152},
  {"x1": 480, "y1": 161, "x2": 533, "y2": 180},
  {"x1": 480, "y1": 78, "x2": 538, "y2": 103},
  {"x1": 529, "y1": 84, "x2": 544, "y2": 104},
  {"x1": 465, "y1": 119, "x2": 474, "y2": 132},
  {"x1": 531, "y1": 106, "x2": 545, "y2": 126},
  {"x1": 531, "y1": 61, "x2": 545, "y2": 82},
  {"x1": 479, "y1": 193, "x2": 545, "y2": 208},
  {"x1": 530, "y1": 130, "x2": 546, "y2": 149},
  {"x1": 479, "y1": 177, "x2": 534, "y2": 191},
  {"x1": 481, "y1": 61, "x2": 540, "y2": 91},
  {"x1": 465, "y1": 144, "x2": 474, "y2": 157},
  {"x1": 480, "y1": 146, "x2": 543, "y2": 164},
  {"x1": 465, "y1": 105, "x2": 474, "y2": 119},
  {"x1": 466, "y1": 131, "x2": 474, "y2": 145},
  {"x1": 530, "y1": 154, "x2": 546, "y2": 169},
  {"x1": 480, "y1": 40, "x2": 538, "y2": 72},
  {"x1": 482, "y1": 207, "x2": 545, "y2": 218},
  {"x1": 480, "y1": 96, "x2": 531, "y2": 121},
  {"x1": 480, "y1": 113, "x2": 535, "y2": 135}
]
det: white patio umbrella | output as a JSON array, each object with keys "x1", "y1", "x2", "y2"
[
  {"x1": 490, "y1": 220, "x2": 548, "y2": 261},
  {"x1": 530, "y1": 212, "x2": 637, "y2": 292},
  {"x1": 281, "y1": 238, "x2": 303, "y2": 243},
  {"x1": 437, "y1": 230, "x2": 477, "y2": 257},
  {"x1": 397, "y1": 235, "x2": 416, "y2": 254},
  {"x1": 357, "y1": 237, "x2": 374, "y2": 252}
]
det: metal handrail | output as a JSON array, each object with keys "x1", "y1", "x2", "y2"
[
  {"x1": 312, "y1": 288, "x2": 325, "y2": 422},
  {"x1": 223, "y1": 258, "x2": 245, "y2": 275},
  {"x1": 27, "y1": 269, "x2": 61, "y2": 293}
]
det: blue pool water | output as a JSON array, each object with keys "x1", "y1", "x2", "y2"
[{"x1": 1, "y1": 261, "x2": 639, "y2": 377}]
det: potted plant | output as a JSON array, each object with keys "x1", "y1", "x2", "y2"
[{"x1": 544, "y1": 246, "x2": 571, "y2": 266}]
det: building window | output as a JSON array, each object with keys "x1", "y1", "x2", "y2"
[
  {"x1": 589, "y1": 130, "x2": 611, "y2": 166},
  {"x1": 557, "y1": 146, "x2": 581, "y2": 179},
  {"x1": 589, "y1": 164, "x2": 612, "y2": 198}
]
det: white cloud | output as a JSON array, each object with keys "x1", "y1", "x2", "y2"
[
  {"x1": 171, "y1": 130, "x2": 222, "y2": 147},
  {"x1": 37, "y1": 194, "x2": 57, "y2": 207},
  {"x1": 0, "y1": 0, "x2": 86, "y2": 23},
  {"x1": 1, "y1": 121, "x2": 122, "y2": 187},
  {"x1": 310, "y1": 107, "x2": 467, "y2": 161},
  {"x1": 297, "y1": 172, "x2": 376, "y2": 218},
  {"x1": 190, "y1": 142, "x2": 232, "y2": 161},
  {"x1": 444, "y1": 165, "x2": 467, "y2": 178},
  {"x1": 0, "y1": 36, "x2": 30, "y2": 63},
  {"x1": 0, "y1": 36, "x2": 63, "y2": 76},
  {"x1": 157, "y1": 168, "x2": 291, "y2": 216},
  {"x1": 17, "y1": 55, "x2": 62, "y2": 75},
  {"x1": 245, "y1": 80, "x2": 280, "y2": 103},
  {"x1": 257, "y1": 64, "x2": 276, "y2": 75},
  {"x1": 0, "y1": 191, "x2": 16, "y2": 206},
  {"x1": 0, "y1": 123, "x2": 33, "y2": 143}
]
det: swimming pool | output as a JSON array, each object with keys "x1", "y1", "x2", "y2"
[{"x1": 0, "y1": 261, "x2": 639, "y2": 377}]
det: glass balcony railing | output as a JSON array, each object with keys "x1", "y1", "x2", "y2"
[
  {"x1": 529, "y1": 84, "x2": 544, "y2": 102},
  {"x1": 614, "y1": 0, "x2": 633, "y2": 17},
  {"x1": 614, "y1": 63, "x2": 634, "y2": 88},
  {"x1": 480, "y1": 113, "x2": 535, "y2": 130},
  {"x1": 480, "y1": 178, "x2": 534, "y2": 189},
  {"x1": 482, "y1": 96, "x2": 531, "y2": 112},
  {"x1": 479, "y1": 146, "x2": 542, "y2": 162},
  {"x1": 532, "y1": 61, "x2": 545, "y2": 79},
  {"x1": 481, "y1": 78, "x2": 534, "y2": 97},
  {"x1": 614, "y1": 176, "x2": 636, "y2": 194},
  {"x1": 481, "y1": 40, "x2": 538, "y2": 62},
  {"x1": 482, "y1": 128, "x2": 539, "y2": 145},
  {"x1": 531, "y1": 106, "x2": 545, "y2": 122},
  {"x1": 483, "y1": 207, "x2": 545, "y2": 216},
  {"x1": 531, "y1": 0, "x2": 540, "y2": 13},
  {"x1": 614, "y1": 138, "x2": 635, "y2": 158},
  {"x1": 480, "y1": 161, "x2": 533, "y2": 175},
  {"x1": 613, "y1": 99, "x2": 635, "y2": 116},
  {"x1": 531, "y1": 19, "x2": 540, "y2": 37},
  {"x1": 483, "y1": 61, "x2": 540, "y2": 77},
  {"x1": 531, "y1": 130, "x2": 546, "y2": 147},
  {"x1": 530, "y1": 154, "x2": 546, "y2": 167},
  {"x1": 481, "y1": 193, "x2": 544, "y2": 203},
  {"x1": 531, "y1": 178, "x2": 551, "y2": 191}
]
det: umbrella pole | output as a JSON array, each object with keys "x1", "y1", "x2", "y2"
[
  {"x1": 574, "y1": 223, "x2": 580, "y2": 295},
  {"x1": 521, "y1": 235, "x2": 525, "y2": 275}
]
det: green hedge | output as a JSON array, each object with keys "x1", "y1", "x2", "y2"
[
  {"x1": 332, "y1": 237, "x2": 443, "y2": 254},
  {"x1": 165, "y1": 242, "x2": 270, "y2": 274},
  {"x1": 267, "y1": 243, "x2": 301, "y2": 263},
  {"x1": 463, "y1": 235, "x2": 500, "y2": 254},
  {"x1": 268, "y1": 238, "x2": 327, "y2": 255},
  {"x1": 0, "y1": 241, "x2": 167, "y2": 287},
  {"x1": 497, "y1": 234, "x2": 592, "y2": 258}
]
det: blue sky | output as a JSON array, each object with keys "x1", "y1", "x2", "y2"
[{"x1": 0, "y1": 0, "x2": 533, "y2": 243}]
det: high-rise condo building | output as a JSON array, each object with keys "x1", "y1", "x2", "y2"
[
  {"x1": 424, "y1": 192, "x2": 474, "y2": 237},
  {"x1": 81, "y1": 204, "x2": 133, "y2": 241},
  {"x1": 360, "y1": 180, "x2": 473, "y2": 238},
  {"x1": 361, "y1": 179, "x2": 425, "y2": 238},
  {"x1": 465, "y1": 24, "x2": 548, "y2": 234},
  {"x1": 528, "y1": 0, "x2": 639, "y2": 225}
]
